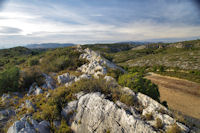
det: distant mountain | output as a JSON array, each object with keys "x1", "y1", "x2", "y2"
[
  {"x1": 26, "y1": 43, "x2": 75, "y2": 49},
  {"x1": 116, "y1": 41, "x2": 153, "y2": 45}
]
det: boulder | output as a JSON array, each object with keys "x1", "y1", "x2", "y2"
[
  {"x1": 137, "y1": 93, "x2": 167, "y2": 114},
  {"x1": 78, "y1": 74, "x2": 91, "y2": 80},
  {"x1": 7, "y1": 120, "x2": 26, "y2": 133},
  {"x1": 57, "y1": 73, "x2": 76, "y2": 84},
  {"x1": 71, "y1": 93, "x2": 156, "y2": 133},
  {"x1": 42, "y1": 74, "x2": 56, "y2": 90},
  {"x1": 1, "y1": 94, "x2": 12, "y2": 105},
  {"x1": 35, "y1": 87, "x2": 43, "y2": 95},
  {"x1": 36, "y1": 121, "x2": 50, "y2": 133},
  {"x1": 7, "y1": 117, "x2": 50, "y2": 133},
  {"x1": 176, "y1": 122, "x2": 190, "y2": 132},
  {"x1": 1, "y1": 94, "x2": 11, "y2": 101},
  {"x1": 28, "y1": 83, "x2": 43, "y2": 96},
  {"x1": 104, "y1": 76, "x2": 118, "y2": 87},
  {"x1": 65, "y1": 81, "x2": 74, "y2": 87},
  {"x1": 0, "y1": 109, "x2": 15, "y2": 121},
  {"x1": 121, "y1": 87, "x2": 136, "y2": 96},
  {"x1": 18, "y1": 128, "x2": 36, "y2": 133},
  {"x1": 75, "y1": 91, "x2": 85, "y2": 99},
  {"x1": 78, "y1": 48, "x2": 125, "y2": 77},
  {"x1": 61, "y1": 101, "x2": 77, "y2": 124}
]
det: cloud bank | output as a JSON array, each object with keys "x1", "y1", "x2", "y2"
[{"x1": 0, "y1": 0, "x2": 199, "y2": 48}]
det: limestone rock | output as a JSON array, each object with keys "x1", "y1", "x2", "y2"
[
  {"x1": 137, "y1": 93, "x2": 167, "y2": 114},
  {"x1": 1, "y1": 94, "x2": 11, "y2": 102},
  {"x1": 36, "y1": 121, "x2": 50, "y2": 133},
  {"x1": 75, "y1": 91, "x2": 85, "y2": 99},
  {"x1": 53, "y1": 120, "x2": 61, "y2": 128},
  {"x1": 42, "y1": 74, "x2": 56, "y2": 90},
  {"x1": 71, "y1": 93, "x2": 156, "y2": 133},
  {"x1": 25, "y1": 100, "x2": 35, "y2": 110},
  {"x1": 121, "y1": 87, "x2": 136, "y2": 96},
  {"x1": 7, "y1": 116, "x2": 50, "y2": 133},
  {"x1": 35, "y1": 87, "x2": 43, "y2": 95},
  {"x1": 28, "y1": 83, "x2": 43, "y2": 96},
  {"x1": 46, "y1": 92, "x2": 50, "y2": 98},
  {"x1": 176, "y1": 122, "x2": 190, "y2": 133},
  {"x1": 7, "y1": 120, "x2": 26, "y2": 133},
  {"x1": 57, "y1": 73, "x2": 76, "y2": 84},
  {"x1": 61, "y1": 101, "x2": 77, "y2": 124},
  {"x1": 76, "y1": 74, "x2": 92, "y2": 81},
  {"x1": 104, "y1": 76, "x2": 118, "y2": 87},
  {"x1": 0, "y1": 109, "x2": 15, "y2": 121},
  {"x1": 78, "y1": 48, "x2": 125, "y2": 78}
]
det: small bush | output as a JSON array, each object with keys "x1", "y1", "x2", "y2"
[
  {"x1": 107, "y1": 68, "x2": 123, "y2": 80},
  {"x1": 161, "y1": 101, "x2": 168, "y2": 108},
  {"x1": 56, "y1": 119, "x2": 72, "y2": 133},
  {"x1": 166, "y1": 124, "x2": 182, "y2": 133},
  {"x1": 118, "y1": 73, "x2": 160, "y2": 101},
  {"x1": 69, "y1": 78, "x2": 113, "y2": 95},
  {"x1": 28, "y1": 58, "x2": 39, "y2": 66},
  {"x1": 119, "y1": 94, "x2": 134, "y2": 106},
  {"x1": 144, "y1": 113, "x2": 153, "y2": 120},
  {"x1": 40, "y1": 47, "x2": 86, "y2": 73},
  {"x1": 19, "y1": 67, "x2": 44, "y2": 89},
  {"x1": 0, "y1": 67, "x2": 20, "y2": 94},
  {"x1": 158, "y1": 66, "x2": 165, "y2": 72},
  {"x1": 155, "y1": 118, "x2": 163, "y2": 129}
]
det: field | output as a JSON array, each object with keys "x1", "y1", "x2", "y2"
[{"x1": 145, "y1": 73, "x2": 200, "y2": 121}]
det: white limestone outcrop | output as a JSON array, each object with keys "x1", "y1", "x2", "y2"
[{"x1": 78, "y1": 48, "x2": 124, "y2": 78}]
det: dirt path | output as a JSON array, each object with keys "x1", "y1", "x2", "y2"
[{"x1": 145, "y1": 72, "x2": 200, "y2": 120}]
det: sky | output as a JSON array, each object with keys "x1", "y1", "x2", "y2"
[{"x1": 0, "y1": 0, "x2": 200, "y2": 48}]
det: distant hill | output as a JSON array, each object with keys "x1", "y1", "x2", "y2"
[
  {"x1": 84, "y1": 40, "x2": 200, "y2": 71},
  {"x1": 26, "y1": 43, "x2": 75, "y2": 49},
  {"x1": 83, "y1": 43, "x2": 138, "y2": 53},
  {"x1": 0, "y1": 46, "x2": 44, "y2": 70},
  {"x1": 0, "y1": 46, "x2": 35, "y2": 57},
  {"x1": 116, "y1": 41, "x2": 152, "y2": 45}
]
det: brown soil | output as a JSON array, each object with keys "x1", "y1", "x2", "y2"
[{"x1": 145, "y1": 72, "x2": 200, "y2": 120}]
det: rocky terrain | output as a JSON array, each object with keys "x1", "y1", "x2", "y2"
[{"x1": 0, "y1": 46, "x2": 192, "y2": 133}]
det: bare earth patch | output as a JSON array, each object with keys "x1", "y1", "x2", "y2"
[{"x1": 145, "y1": 72, "x2": 200, "y2": 120}]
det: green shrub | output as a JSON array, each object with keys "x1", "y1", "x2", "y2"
[
  {"x1": 107, "y1": 68, "x2": 123, "y2": 80},
  {"x1": 56, "y1": 119, "x2": 72, "y2": 133},
  {"x1": 166, "y1": 124, "x2": 182, "y2": 133},
  {"x1": 40, "y1": 102, "x2": 60, "y2": 122},
  {"x1": 118, "y1": 73, "x2": 160, "y2": 101},
  {"x1": 128, "y1": 66, "x2": 148, "y2": 75},
  {"x1": 144, "y1": 113, "x2": 153, "y2": 120},
  {"x1": 155, "y1": 118, "x2": 163, "y2": 129},
  {"x1": 161, "y1": 101, "x2": 168, "y2": 108},
  {"x1": 158, "y1": 66, "x2": 165, "y2": 72},
  {"x1": 19, "y1": 67, "x2": 44, "y2": 89},
  {"x1": 69, "y1": 78, "x2": 116, "y2": 95},
  {"x1": 119, "y1": 94, "x2": 134, "y2": 106},
  {"x1": 0, "y1": 67, "x2": 20, "y2": 94},
  {"x1": 40, "y1": 47, "x2": 86, "y2": 73},
  {"x1": 33, "y1": 85, "x2": 75, "y2": 122},
  {"x1": 28, "y1": 58, "x2": 39, "y2": 66}
]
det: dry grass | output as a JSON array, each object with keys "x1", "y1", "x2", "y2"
[{"x1": 145, "y1": 73, "x2": 200, "y2": 120}]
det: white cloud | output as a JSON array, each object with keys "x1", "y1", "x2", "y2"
[{"x1": 0, "y1": 0, "x2": 199, "y2": 48}]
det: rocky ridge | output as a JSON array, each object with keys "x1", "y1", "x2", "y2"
[{"x1": 2, "y1": 47, "x2": 190, "y2": 133}]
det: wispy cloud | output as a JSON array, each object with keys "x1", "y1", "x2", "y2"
[
  {"x1": 0, "y1": 26, "x2": 22, "y2": 34},
  {"x1": 0, "y1": 0, "x2": 199, "y2": 48}
]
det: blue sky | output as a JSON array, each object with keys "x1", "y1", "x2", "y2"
[{"x1": 0, "y1": 0, "x2": 199, "y2": 48}]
